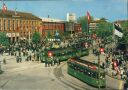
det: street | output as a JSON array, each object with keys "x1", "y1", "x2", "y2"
[
  {"x1": 0, "y1": 50, "x2": 126, "y2": 90},
  {"x1": 0, "y1": 54, "x2": 74, "y2": 90}
]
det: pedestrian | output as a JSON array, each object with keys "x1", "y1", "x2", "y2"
[
  {"x1": 19, "y1": 56, "x2": 22, "y2": 62},
  {"x1": 3, "y1": 58, "x2": 6, "y2": 64},
  {"x1": 29, "y1": 54, "x2": 32, "y2": 61},
  {"x1": 53, "y1": 57, "x2": 56, "y2": 65},
  {"x1": 102, "y1": 62, "x2": 105, "y2": 69},
  {"x1": 45, "y1": 59, "x2": 47, "y2": 67},
  {"x1": 26, "y1": 56, "x2": 29, "y2": 61},
  {"x1": 16, "y1": 56, "x2": 19, "y2": 63}
]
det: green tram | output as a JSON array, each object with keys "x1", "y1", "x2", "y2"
[
  {"x1": 41, "y1": 46, "x2": 89, "y2": 62},
  {"x1": 67, "y1": 58, "x2": 106, "y2": 88}
]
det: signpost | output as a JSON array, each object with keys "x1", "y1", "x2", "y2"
[
  {"x1": 48, "y1": 51, "x2": 53, "y2": 57},
  {"x1": 0, "y1": 55, "x2": 2, "y2": 73},
  {"x1": 98, "y1": 51, "x2": 100, "y2": 90}
]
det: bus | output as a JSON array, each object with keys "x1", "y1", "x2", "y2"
[{"x1": 67, "y1": 58, "x2": 106, "y2": 87}]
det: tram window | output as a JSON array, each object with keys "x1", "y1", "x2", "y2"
[
  {"x1": 88, "y1": 72, "x2": 91, "y2": 76},
  {"x1": 72, "y1": 64, "x2": 76, "y2": 70},
  {"x1": 71, "y1": 64, "x2": 74, "y2": 68},
  {"x1": 75, "y1": 66, "x2": 79, "y2": 71},
  {"x1": 84, "y1": 69, "x2": 88, "y2": 75},
  {"x1": 79, "y1": 68, "x2": 83, "y2": 72},
  {"x1": 91, "y1": 72, "x2": 97, "y2": 79}
]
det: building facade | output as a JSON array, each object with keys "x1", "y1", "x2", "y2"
[
  {"x1": 67, "y1": 13, "x2": 76, "y2": 22},
  {"x1": 41, "y1": 19, "x2": 82, "y2": 37},
  {"x1": 74, "y1": 23, "x2": 82, "y2": 33},
  {"x1": 41, "y1": 21, "x2": 65, "y2": 37},
  {"x1": 0, "y1": 10, "x2": 42, "y2": 42},
  {"x1": 89, "y1": 21, "x2": 99, "y2": 31}
]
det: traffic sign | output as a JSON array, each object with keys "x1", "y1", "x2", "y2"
[
  {"x1": 48, "y1": 51, "x2": 53, "y2": 57},
  {"x1": 100, "y1": 48, "x2": 104, "y2": 53}
]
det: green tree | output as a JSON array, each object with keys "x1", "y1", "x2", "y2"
[
  {"x1": 117, "y1": 20, "x2": 128, "y2": 49},
  {"x1": 120, "y1": 20, "x2": 128, "y2": 31},
  {"x1": 77, "y1": 16, "x2": 93, "y2": 33},
  {"x1": 96, "y1": 18, "x2": 113, "y2": 39},
  {"x1": 118, "y1": 30, "x2": 128, "y2": 49},
  {"x1": 32, "y1": 32, "x2": 41, "y2": 45},
  {"x1": 0, "y1": 32, "x2": 9, "y2": 46}
]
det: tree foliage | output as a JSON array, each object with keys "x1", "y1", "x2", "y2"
[
  {"x1": 118, "y1": 30, "x2": 128, "y2": 45},
  {"x1": 95, "y1": 18, "x2": 113, "y2": 39},
  {"x1": 0, "y1": 32, "x2": 9, "y2": 46},
  {"x1": 32, "y1": 32, "x2": 41, "y2": 44},
  {"x1": 77, "y1": 16, "x2": 93, "y2": 33},
  {"x1": 116, "y1": 21, "x2": 128, "y2": 49}
]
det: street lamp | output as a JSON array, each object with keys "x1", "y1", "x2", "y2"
[
  {"x1": 0, "y1": 55, "x2": 2, "y2": 74},
  {"x1": 98, "y1": 51, "x2": 100, "y2": 90}
]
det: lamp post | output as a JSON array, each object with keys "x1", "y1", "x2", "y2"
[
  {"x1": 98, "y1": 51, "x2": 100, "y2": 90},
  {"x1": 0, "y1": 54, "x2": 2, "y2": 73}
]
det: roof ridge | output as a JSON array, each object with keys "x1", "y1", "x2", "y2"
[{"x1": 0, "y1": 9, "x2": 41, "y2": 20}]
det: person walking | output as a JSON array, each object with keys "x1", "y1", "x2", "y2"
[
  {"x1": 3, "y1": 58, "x2": 6, "y2": 64},
  {"x1": 16, "y1": 56, "x2": 19, "y2": 63}
]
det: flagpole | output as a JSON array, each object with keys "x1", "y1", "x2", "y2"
[
  {"x1": 113, "y1": 23, "x2": 116, "y2": 52},
  {"x1": 87, "y1": 20, "x2": 89, "y2": 34}
]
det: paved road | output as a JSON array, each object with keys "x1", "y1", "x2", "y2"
[
  {"x1": 0, "y1": 54, "x2": 103, "y2": 90},
  {"x1": 0, "y1": 53, "x2": 124, "y2": 90},
  {"x1": 0, "y1": 56, "x2": 74, "y2": 90}
]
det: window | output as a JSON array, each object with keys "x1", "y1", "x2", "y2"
[
  {"x1": 79, "y1": 67, "x2": 84, "y2": 72},
  {"x1": 20, "y1": 20, "x2": 22, "y2": 27},
  {"x1": 0, "y1": 19, "x2": 1, "y2": 30},
  {"x1": 12, "y1": 20, "x2": 15, "y2": 30},
  {"x1": 4, "y1": 19, "x2": 6, "y2": 31},
  {"x1": 32, "y1": 21, "x2": 34, "y2": 26},
  {"x1": 8, "y1": 20, "x2": 10, "y2": 30},
  {"x1": 16, "y1": 20, "x2": 18, "y2": 29}
]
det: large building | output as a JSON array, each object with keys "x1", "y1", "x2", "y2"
[
  {"x1": 67, "y1": 13, "x2": 76, "y2": 22},
  {"x1": 41, "y1": 18, "x2": 82, "y2": 37},
  {"x1": 0, "y1": 10, "x2": 42, "y2": 42},
  {"x1": 0, "y1": 9, "x2": 82, "y2": 42},
  {"x1": 65, "y1": 22, "x2": 82, "y2": 34},
  {"x1": 41, "y1": 20, "x2": 65, "y2": 37}
]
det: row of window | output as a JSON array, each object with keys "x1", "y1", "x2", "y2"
[
  {"x1": 42, "y1": 24, "x2": 64, "y2": 30},
  {"x1": 0, "y1": 19, "x2": 40, "y2": 31},
  {"x1": 68, "y1": 62, "x2": 105, "y2": 79}
]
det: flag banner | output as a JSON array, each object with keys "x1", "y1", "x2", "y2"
[
  {"x1": 2, "y1": 3, "x2": 7, "y2": 13},
  {"x1": 114, "y1": 24, "x2": 123, "y2": 37},
  {"x1": 87, "y1": 11, "x2": 91, "y2": 23}
]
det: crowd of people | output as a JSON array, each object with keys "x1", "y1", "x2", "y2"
[
  {"x1": 92, "y1": 36, "x2": 128, "y2": 83},
  {"x1": 0, "y1": 33, "x2": 128, "y2": 87}
]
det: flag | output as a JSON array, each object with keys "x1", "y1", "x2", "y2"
[
  {"x1": 2, "y1": 3, "x2": 7, "y2": 13},
  {"x1": 87, "y1": 11, "x2": 91, "y2": 23},
  {"x1": 114, "y1": 24, "x2": 123, "y2": 38}
]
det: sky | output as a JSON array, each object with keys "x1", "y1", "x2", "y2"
[{"x1": 0, "y1": 0, "x2": 127, "y2": 22}]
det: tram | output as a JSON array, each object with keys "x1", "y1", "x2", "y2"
[
  {"x1": 41, "y1": 46, "x2": 89, "y2": 62},
  {"x1": 67, "y1": 58, "x2": 106, "y2": 87}
]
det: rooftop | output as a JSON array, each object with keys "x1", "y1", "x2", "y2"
[
  {"x1": 42, "y1": 17, "x2": 66, "y2": 23},
  {"x1": 0, "y1": 9, "x2": 41, "y2": 20}
]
